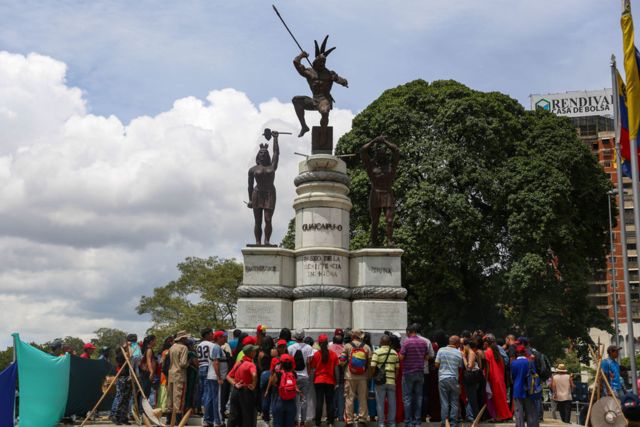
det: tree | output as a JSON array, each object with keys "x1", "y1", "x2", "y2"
[
  {"x1": 92, "y1": 327, "x2": 127, "y2": 354},
  {"x1": 329, "y1": 79, "x2": 611, "y2": 358},
  {"x1": 0, "y1": 347, "x2": 13, "y2": 372},
  {"x1": 137, "y1": 256, "x2": 242, "y2": 338},
  {"x1": 281, "y1": 219, "x2": 295, "y2": 250}
]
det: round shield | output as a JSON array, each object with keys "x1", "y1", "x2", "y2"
[{"x1": 591, "y1": 396, "x2": 625, "y2": 427}]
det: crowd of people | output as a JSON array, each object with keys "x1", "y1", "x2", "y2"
[{"x1": 68, "y1": 325, "x2": 582, "y2": 427}]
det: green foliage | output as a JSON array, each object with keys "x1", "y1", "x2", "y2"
[
  {"x1": 280, "y1": 218, "x2": 295, "y2": 250},
  {"x1": 620, "y1": 353, "x2": 640, "y2": 370},
  {"x1": 137, "y1": 256, "x2": 242, "y2": 338},
  {"x1": 92, "y1": 327, "x2": 127, "y2": 350},
  {"x1": 0, "y1": 346, "x2": 13, "y2": 372},
  {"x1": 332, "y1": 79, "x2": 611, "y2": 358},
  {"x1": 42, "y1": 336, "x2": 85, "y2": 355},
  {"x1": 554, "y1": 348, "x2": 582, "y2": 375},
  {"x1": 90, "y1": 327, "x2": 127, "y2": 362}
]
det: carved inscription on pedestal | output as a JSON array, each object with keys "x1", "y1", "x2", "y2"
[
  {"x1": 245, "y1": 265, "x2": 277, "y2": 273},
  {"x1": 298, "y1": 253, "x2": 348, "y2": 286},
  {"x1": 303, "y1": 254, "x2": 342, "y2": 278}
]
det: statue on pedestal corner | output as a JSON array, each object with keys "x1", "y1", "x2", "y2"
[
  {"x1": 361, "y1": 135, "x2": 400, "y2": 247},
  {"x1": 247, "y1": 129, "x2": 280, "y2": 246}
]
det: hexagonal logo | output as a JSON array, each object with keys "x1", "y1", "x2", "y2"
[{"x1": 535, "y1": 98, "x2": 551, "y2": 111}]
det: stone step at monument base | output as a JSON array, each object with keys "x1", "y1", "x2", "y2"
[
  {"x1": 236, "y1": 298, "x2": 292, "y2": 330},
  {"x1": 293, "y1": 298, "x2": 351, "y2": 331},
  {"x1": 352, "y1": 299, "x2": 407, "y2": 332},
  {"x1": 253, "y1": 420, "x2": 570, "y2": 427}
]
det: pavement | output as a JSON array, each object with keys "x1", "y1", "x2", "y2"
[{"x1": 77, "y1": 418, "x2": 574, "y2": 427}]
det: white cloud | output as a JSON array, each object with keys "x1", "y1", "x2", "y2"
[{"x1": 0, "y1": 51, "x2": 354, "y2": 347}]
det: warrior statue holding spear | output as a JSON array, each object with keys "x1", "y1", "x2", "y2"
[
  {"x1": 272, "y1": 6, "x2": 349, "y2": 139},
  {"x1": 291, "y1": 36, "x2": 349, "y2": 137}
]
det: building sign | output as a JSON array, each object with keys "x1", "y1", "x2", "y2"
[{"x1": 530, "y1": 89, "x2": 613, "y2": 118}]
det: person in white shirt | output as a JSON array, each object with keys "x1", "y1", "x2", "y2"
[
  {"x1": 206, "y1": 331, "x2": 227, "y2": 427},
  {"x1": 197, "y1": 329, "x2": 215, "y2": 424}
]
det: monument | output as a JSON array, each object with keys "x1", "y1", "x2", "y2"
[{"x1": 236, "y1": 9, "x2": 407, "y2": 334}]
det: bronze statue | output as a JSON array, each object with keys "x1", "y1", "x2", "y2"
[
  {"x1": 361, "y1": 136, "x2": 400, "y2": 247},
  {"x1": 292, "y1": 36, "x2": 348, "y2": 137},
  {"x1": 248, "y1": 129, "x2": 280, "y2": 246}
]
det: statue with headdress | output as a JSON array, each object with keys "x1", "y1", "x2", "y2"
[
  {"x1": 292, "y1": 35, "x2": 348, "y2": 144},
  {"x1": 248, "y1": 129, "x2": 280, "y2": 246}
]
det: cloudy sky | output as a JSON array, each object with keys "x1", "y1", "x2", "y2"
[{"x1": 0, "y1": 0, "x2": 636, "y2": 347}]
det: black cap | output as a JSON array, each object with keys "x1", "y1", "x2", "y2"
[
  {"x1": 607, "y1": 345, "x2": 622, "y2": 353},
  {"x1": 126, "y1": 334, "x2": 138, "y2": 342}
]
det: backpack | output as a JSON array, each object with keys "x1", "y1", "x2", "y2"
[
  {"x1": 293, "y1": 346, "x2": 306, "y2": 372},
  {"x1": 348, "y1": 343, "x2": 368, "y2": 376},
  {"x1": 532, "y1": 349, "x2": 552, "y2": 381},
  {"x1": 527, "y1": 360, "x2": 543, "y2": 396},
  {"x1": 278, "y1": 371, "x2": 297, "y2": 401}
]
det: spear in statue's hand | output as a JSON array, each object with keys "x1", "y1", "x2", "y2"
[{"x1": 272, "y1": 5, "x2": 313, "y2": 67}]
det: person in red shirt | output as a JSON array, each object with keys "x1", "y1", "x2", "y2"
[
  {"x1": 310, "y1": 334, "x2": 339, "y2": 426},
  {"x1": 227, "y1": 344, "x2": 259, "y2": 427},
  {"x1": 80, "y1": 342, "x2": 96, "y2": 359}
]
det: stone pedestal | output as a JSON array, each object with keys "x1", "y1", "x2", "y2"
[
  {"x1": 236, "y1": 247, "x2": 295, "y2": 330},
  {"x1": 237, "y1": 154, "x2": 408, "y2": 335},
  {"x1": 311, "y1": 126, "x2": 333, "y2": 154},
  {"x1": 352, "y1": 300, "x2": 408, "y2": 333},
  {"x1": 294, "y1": 155, "x2": 351, "y2": 250},
  {"x1": 350, "y1": 248, "x2": 403, "y2": 288},
  {"x1": 293, "y1": 298, "x2": 351, "y2": 332},
  {"x1": 236, "y1": 299, "x2": 293, "y2": 330}
]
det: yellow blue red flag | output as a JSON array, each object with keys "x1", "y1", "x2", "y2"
[{"x1": 622, "y1": 0, "x2": 640, "y2": 140}]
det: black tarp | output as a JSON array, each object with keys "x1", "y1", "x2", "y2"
[{"x1": 64, "y1": 355, "x2": 110, "y2": 417}]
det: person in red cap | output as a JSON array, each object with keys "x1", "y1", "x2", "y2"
[
  {"x1": 227, "y1": 344, "x2": 259, "y2": 427},
  {"x1": 310, "y1": 334, "x2": 339, "y2": 426},
  {"x1": 329, "y1": 329, "x2": 346, "y2": 422},
  {"x1": 234, "y1": 335, "x2": 258, "y2": 363},
  {"x1": 80, "y1": 342, "x2": 96, "y2": 359},
  {"x1": 270, "y1": 353, "x2": 299, "y2": 427}
]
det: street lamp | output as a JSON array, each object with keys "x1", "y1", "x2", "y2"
[{"x1": 608, "y1": 189, "x2": 621, "y2": 350}]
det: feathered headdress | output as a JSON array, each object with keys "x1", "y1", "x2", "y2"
[{"x1": 314, "y1": 35, "x2": 336, "y2": 59}]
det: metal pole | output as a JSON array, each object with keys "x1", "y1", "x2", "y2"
[
  {"x1": 609, "y1": 190, "x2": 621, "y2": 351},
  {"x1": 612, "y1": 55, "x2": 638, "y2": 393}
]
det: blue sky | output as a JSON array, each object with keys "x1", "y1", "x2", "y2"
[
  {"x1": 0, "y1": 1, "x2": 632, "y2": 122},
  {"x1": 0, "y1": 0, "x2": 636, "y2": 345}
]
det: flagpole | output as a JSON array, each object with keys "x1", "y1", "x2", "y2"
[{"x1": 612, "y1": 55, "x2": 638, "y2": 393}]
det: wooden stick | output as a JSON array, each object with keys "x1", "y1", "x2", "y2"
[
  {"x1": 177, "y1": 408, "x2": 193, "y2": 427},
  {"x1": 79, "y1": 370, "x2": 123, "y2": 427},
  {"x1": 471, "y1": 404, "x2": 487, "y2": 427},
  {"x1": 131, "y1": 377, "x2": 143, "y2": 425},
  {"x1": 121, "y1": 345, "x2": 149, "y2": 400},
  {"x1": 585, "y1": 345, "x2": 603, "y2": 427},
  {"x1": 169, "y1": 411, "x2": 177, "y2": 427}
]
